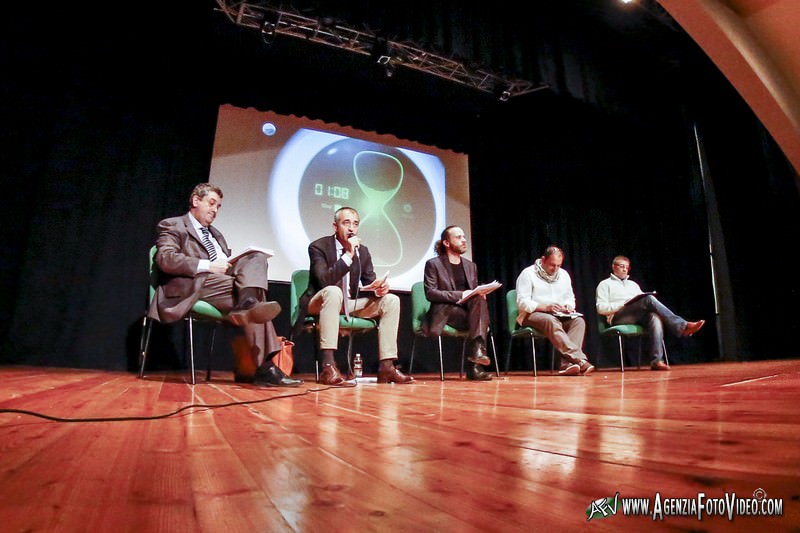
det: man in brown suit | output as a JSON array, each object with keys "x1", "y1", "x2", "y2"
[{"x1": 147, "y1": 183, "x2": 301, "y2": 387}]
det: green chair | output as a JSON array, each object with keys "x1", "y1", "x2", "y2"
[
  {"x1": 408, "y1": 281, "x2": 499, "y2": 381},
  {"x1": 289, "y1": 269, "x2": 377, "y2": 381},
  {"x1": 138, "y1": 246, "x2": 227, "y2": 385},
  {"x1": 504, "y1": 289, "x2": 554, "y2": 376},
  {"x1": 597, "y1": 315, "x2": 669, "y2": 371}
]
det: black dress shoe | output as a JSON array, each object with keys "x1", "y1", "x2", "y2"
[
  {"x1": 253, "y1": 364, "x2": 303, "y2": 387},
  {"x1": 466, "y1": 337, "x2": 491, "y2": 366},
  {"x1": 466, "y1": 363, "x2": 492, "y2": 381}
]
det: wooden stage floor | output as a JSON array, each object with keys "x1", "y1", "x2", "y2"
[{"x1": 1, "y1": 360, "x2": 799, "y2": 532}]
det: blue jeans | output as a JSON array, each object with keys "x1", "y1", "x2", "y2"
[{"x1": 611, "y1": 295, "x2": 687, "y2": 363}]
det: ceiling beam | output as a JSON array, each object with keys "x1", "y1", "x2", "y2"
[{"x1": 214, "y1": 0, "x2": 548, "y2": 100}]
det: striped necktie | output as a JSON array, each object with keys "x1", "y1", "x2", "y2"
[{"x1": 200, "y1": 227, "x2": 217, "y2": 261}]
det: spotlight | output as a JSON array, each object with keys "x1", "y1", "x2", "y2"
[
  {"x1": 495, "y1": 83, "x2": 512, "y2": 102},
  {"x1": 260, "y1": 11, "x2": 279, "y2": 45},
  {"x1": 371, "y1": 38, "x2": 392, "y2": 65}
]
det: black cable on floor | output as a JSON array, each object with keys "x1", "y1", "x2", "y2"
[{"x1": 0, "y1": 386, "x2": 339, "y2": 423}]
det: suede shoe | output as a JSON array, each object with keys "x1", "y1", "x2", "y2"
[
  {"x1": 253, "y1": 364, "x2": 303, "y2": 387},
  {"x1": 651, "y1": 360, "x2": 671, "y2": 371},
  {"x1": 229, "y1": 300, "x2": 281, "y2": 326},
  {"x1": 558, "y1": 362, "x2": 580, "y2": 376},
  {"x1": 683, "y1": 320, "x2": 705, "y2": 336},
  {"x1": 377, "y1": 366, "x2": 415, "y2": 384},
  {"x1": 579, "y1": 360, "x2": 596, "y2": 376},
  {"x1": 466, "y1": 363, "x2": 492, "y2": 381}
]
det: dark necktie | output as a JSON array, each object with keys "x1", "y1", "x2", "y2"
[
  {"x1": 339, "y1": 248, "x2": 350, "y2": 319},
  {"x1": 200, "y1": 227, "x2": 217, "y2": 262}
]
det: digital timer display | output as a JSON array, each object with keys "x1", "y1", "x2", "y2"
[{"x1": 315, "y1": 183, "x2": 350, "y2": 200}]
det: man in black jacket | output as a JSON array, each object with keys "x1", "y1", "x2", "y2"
[
  {"x1": 296, "y1": 207, "x2": 413, "y2": 385},
  {"x1": 423, "y1": 225, "x2": 493, "y2": 380}
]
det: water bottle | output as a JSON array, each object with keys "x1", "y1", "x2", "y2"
[{"x1": 353, "y1": 353, "x2": 363, "y2": 378}]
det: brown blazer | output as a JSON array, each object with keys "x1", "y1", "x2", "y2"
[
  {"x1": 422, "y1": 254, "x2": 479, "y2": 336},
  {"x1": 147, "y1": 213, "x2": 231, "y2": 323}
]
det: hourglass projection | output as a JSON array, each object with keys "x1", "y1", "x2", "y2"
[
  {"x1": 208, "y1": 104, "x2": 471, "y2": 290},
  {"x1": 352, "y1": 150, "x2": 404, "y2": 266},
  {"x1": 296, "y1": 136, "x2": 437, "y2": 277}
]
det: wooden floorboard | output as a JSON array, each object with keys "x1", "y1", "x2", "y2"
[{"x1": 1, "y1": 360, "x2": 799, "y2": 532}]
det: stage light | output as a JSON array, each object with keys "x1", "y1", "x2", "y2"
[
  {"x1": 260, "y1": 11, "x2": 279, "y2": 45},
  {"x1": 372, "y1": 38, "x2": 392, "y2": 65},
  {"x1": 495, "y1": 83, "x2": 512, "y2": 102}
]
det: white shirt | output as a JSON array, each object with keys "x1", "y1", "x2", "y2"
[
  {"x1": 595, "y1": 273, "x2": 643, "y2": 323},
  {"x1": 335, "y1": 238, "x2": 354, "y2": 295},
  {"x1": 515, "y1": 264, "x2": 577, "y2": 325}
]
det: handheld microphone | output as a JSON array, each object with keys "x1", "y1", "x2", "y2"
[{"x1": 348, "y1": 233, "x2": 360, "y2": 257}]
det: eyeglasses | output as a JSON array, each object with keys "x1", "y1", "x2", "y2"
[{"x1": 613, "y1": 263, "x2": 630, "y2": 269}]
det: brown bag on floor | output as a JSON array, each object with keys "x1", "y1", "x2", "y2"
[
  {"x1": 273, "y1": 336, "x2": 295, "y2": 376},
  {"x1": 232, "y1": 335, "x2": 256, "y2": 381},
  {"x1": 232, "y1": 335, "x2": 295, "y2": 380}
]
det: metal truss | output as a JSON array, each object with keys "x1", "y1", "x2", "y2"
[{"x1": 214, "y1": 0, "x2": 548, "y2": 99}]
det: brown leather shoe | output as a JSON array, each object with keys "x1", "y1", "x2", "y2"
[
  {"x1": 377, "y1": 366, "x2": 415, "y2": 384},
  {"x1": 319, "y1": 363, "x2": 355, "y2": 387},
  {"x1": 683, "y1": 320, "x2": 705, "y2": 336},
  {"x1": 579, "y1": 360, "x2": 595, "y2": 376},
  {"x1": 651, "y1": 360, "x2": 671, "y2": 371},
  {"x1": 229, "y1": 301, "x2": 281, "y2": 326},
  {"x1": 558, "y1": 362, "x2": 580, "y2": 376}
]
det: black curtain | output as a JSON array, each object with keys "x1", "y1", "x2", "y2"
[{"x1": 1, "y1": 1, "x2": 797, "y2": 373}]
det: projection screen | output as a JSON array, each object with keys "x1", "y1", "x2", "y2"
[{"x1": 208, "y1": 104, "x2": 472, "y2": 291}]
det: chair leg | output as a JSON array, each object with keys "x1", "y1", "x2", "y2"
[
  {"x1": 206, "y1": 325, "x2": 217, "y2": 382},
  {"x1": 409, "y1": 336, "x2": 417, "y2": 374},
  {"x1": 504, "y1": 337, "x2": 513, "y2": 374},
  {"x1": 662, "y1": 340, "x2": 669, "y2": 366},
  {"x1": 618, "y1": 335, "x2": 625, "y2": 373},
  {"x1": 345, "y1": 333, "x2": 354, "y2": 378},
  {"x1": 458, "y1": 337, "x2": 467, "y2": 379},
  {"x1": 489, "y1": 333, "x2": 499, "y2": 377},
  {"x1": 314, "y1": 328, "x2": 320, "y2": 383},
  {"x1": 529, "y1": 334, "x2": 537, "y2": 377},
  {"x1": 438, "y1": 337, "x2": 445, "y2": 381},
  {"x1": 187, "y1": 317, "x2": 196, "y2": 385},
  {"x1": 138, "y1": 315, "x2": 152, "y2": 379},
  {"x1": 637, "y1": 336, "x2": 642, "y2": 369}
]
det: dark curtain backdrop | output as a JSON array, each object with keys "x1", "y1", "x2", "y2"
[{"x1": 1, "y1": 1, "x2": 797, "y2": 373}]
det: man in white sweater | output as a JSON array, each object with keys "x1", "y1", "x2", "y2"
[
  {"x1": 516, "y1": 245, "x2": 595, "y2": 376},
  {"x1": 595, "y1": 255, "x2": 705, "y2": 370}
]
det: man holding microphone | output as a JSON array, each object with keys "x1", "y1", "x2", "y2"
[{"x1": 294, "y1": 206, "x2": 413, "y2": 385}]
